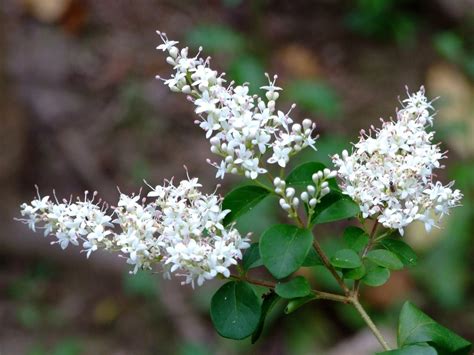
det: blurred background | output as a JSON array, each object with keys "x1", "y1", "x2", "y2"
[{"x1": 1, "y1": 0, "x2": 473, "y2": 354}]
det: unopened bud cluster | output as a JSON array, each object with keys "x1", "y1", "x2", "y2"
[
  {"x1": 156, "y1": 31, "x2": 318, "y2": 180},
  {"x1": 274, "y1": 168, "x2": 336, "y2": 219}
]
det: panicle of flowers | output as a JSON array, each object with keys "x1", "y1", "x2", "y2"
[
  {"x1": 332, "y1": 87, "x2": 463, "y2": 235},
  {"x1": 156, "y1": 31, "x2": 318, "y2": 180},
  {"x1": 273, "y1": 168, "x2": 336, "y2": 219},
  {"x1": 18, "y1": 189, "x2": 113, "y2": 256},
  {"x1": 18, "y1": 177, "x2": 250, "y2": 287}
]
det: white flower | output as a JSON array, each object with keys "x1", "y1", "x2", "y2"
[
  {"x1": 156, "y1": 33, "x2": 318, "y2": 179},
  {"x1": 333, "y1": 87, "x2": 462, "y2": 234}
]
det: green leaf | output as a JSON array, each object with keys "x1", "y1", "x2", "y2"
[
  {"x1": 186, "y1": 24, "x2": 245, "y2": 54},
  {"x1": 302, "y1": 248, "x2": 323, "y2": 267},
  {"x1": 286, "y1": 162, "x2": 339, "y2": 190},
  {"x1": 310, "y1": 192, "x2": 360, "y2": 225},
  {"x1": 275, "y1": 276, "x2": 312, "y2": 299},
  {"x1": 251, "y1": 291, "x2": 280, "y2": 344},
  {"x1": 330, "y1": 249, "x2": 362, "y2": 269},
  {"x1": 380, "y1": 239, "x2": 417, "y2": 267},
  {"x1": 242, "y1": 243, "x2": 263, "y2": 271},
  {"x1": 210, "y1": 281, "x2": 261, "y2": 340},
  {"x1": 343, "y1": 226, "x2": 369, "y2": 253},
  {"x1": 223, "y1": 185, "x2": 271, "y2": 226},
  {"x1": 362, "y1": 265, "x2": 390, "y2": 287},
  {"x1": 343, "y1": 264, "x2": 366, "y2": 280},
  {"x1": 259, "y1": 224, "x2": 313, "y2": 279},
  {"x1": 377, "y1": 344, "x2": 438, "y2": 355},
  {"x1": 398, "y1": 301, "x2": 471, "y2": 354},
  {"x1": 287, "y1": 80, "x2": 341, "y2": 118},
  {"x1": 284, "y1": 293, "x2": 316, "y2": 314},
  {"x1": 366, "y1": 249, "x2": 404, "y2": 270}
]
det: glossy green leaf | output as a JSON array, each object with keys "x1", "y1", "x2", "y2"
[
  {"x1": 242, "y1": 243, "x2": 263, "y2": 271},
  {"x1": 210, "y1": 281, "x2": 261, "y2": 340},
  {"x1": 330, "y1": 249, "x2": 362, "y2": 269},
  {"x1": 377, "y1": 344, "x2": 437, "y2": 355},
  {"x1": 343, "y1": 226, "x2": 369, "y2": 253},
  {"x1": 286, "y1": 162, "x2": 339, "y2": 190},
  {"x1": 311, "y1": 192, "x2": 360, "y2": 225},
  {"x1": 362, "y1": 265, "x2": 390, "y2": 287},
  {"x1": 380, "y1": 239, "x2": 417, "y2": 267},
  {"x1": 275, "y1": 276, "x2": 312, "y2": 299},
  {"x1": 260, "y1": 225, "x2": 313, "y2": 279},
  {"x1": 366, "y1": 249, "x2": 404, "y2": 270},
  {"x1": 251, "y1": 291, "x2": 280, "y2": 344},
  {"x1": 284, "y1": 293, "x2": 316, "y2": 314},
  {"x1": 343, "y1": 264, "x2": 366, "y2": 280},
  {"x1": 302, "y1": 248, "x2": 323, "y2": 267},
  {"x1": 398, "y1": 301, "x2": 471, "y2": 354},
  {"x1": 223, "y1": 185, "x2": 271, "y2": 226}
]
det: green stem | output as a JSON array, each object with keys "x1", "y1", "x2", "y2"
[
  {"x1": 350, "y1": 297, "x2": 391, "y2": 351},
  {"x1": 254, "y1": 178, "x2": 272, "y2": 191},
  {"x1": 229, "y1": 274, "x2": 349, "y2": 303},
  {"x1": 354, "y1": 219, "x2": 379, "y2": 295}
]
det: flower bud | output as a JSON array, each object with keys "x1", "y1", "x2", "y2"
[
  {"x1": 279, "y1": 199, "x2": 291, "y2": 211},
  {"x1": 182, "y1": 85, "x2": 191, "y2": 94},
  {"x1": 210, "y1": 137, "x2": 220, "y2": 146},
  {"x1": 302, "y1": 119, "x2": 312, "y2": 129},
  {"x1": 285, "y1": 188, "x2": 295, "y2": 198},
  {"x1": 292, "y1": 123, "x2": 302, "y2": 133},
  {"x1": 292, "y1": 197, "x2": 299, "y2": 208},
  {"x1": 321, "y1": 187, "x2": 330, "y2": 196},
  {"x1": 169, "y1": 46, "x2": 178, "y2": 58}
]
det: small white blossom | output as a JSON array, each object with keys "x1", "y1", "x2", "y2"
[{"x1": 333, "y1": 87, "x2": 462, "y2": 234}]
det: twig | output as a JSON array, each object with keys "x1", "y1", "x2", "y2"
[
  {"x1": 350, "y1": 297, "x2": 391, "y2": 351},
  {"x1": 312, "y1": 239, "x2": 350, "y2": 295}
]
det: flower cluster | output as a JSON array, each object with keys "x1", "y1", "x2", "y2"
[
  {"x1": 156, "y1": 31, "x2": 317, "y2": 180},
  {"x1": 18, "y1": 190, "x2": 113, "y2": 256},
  {"x1": 332, "y1": 87, "x2": 462, "y2": 234},
  {"x1": 18, "y1": 177, "x2": 250, "y2": 287}
]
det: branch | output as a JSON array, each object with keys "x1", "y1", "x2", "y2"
[
  {"x1": 312, "y1": 238, "x2": 350, "y2": 295},
  {"x1": 229, "y1": 274, "x2": 349, "y2": 303}
]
